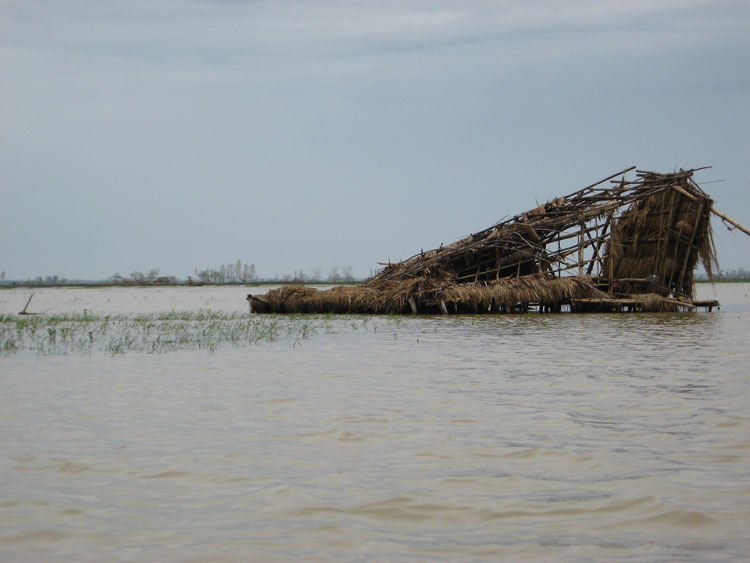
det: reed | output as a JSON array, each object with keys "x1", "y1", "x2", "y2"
[{"x1": 0, "y1": 311, "x2": 347, "y2": 355}]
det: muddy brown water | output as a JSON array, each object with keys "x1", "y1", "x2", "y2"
[{"x1": 1, "y1": 284, "x2": 749, "y2": 561}]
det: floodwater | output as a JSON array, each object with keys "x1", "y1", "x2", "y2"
[{"x1": 1, "y1": 284, "x2": 749, "y2": 561}]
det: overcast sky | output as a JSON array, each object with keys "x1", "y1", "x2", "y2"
[{"x1": 2, "y1": 0, "x2": 749, "y2": 280}]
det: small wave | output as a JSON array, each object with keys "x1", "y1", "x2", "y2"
[
  {"x1": 13, "y1": 460, "x2": 96, "y2": 474},
  {"x1": 143, "y1": 470, "x2": 190, "y2": 479},
  {"x1": 636, "y1": 509, "x2": 718, "y2": 527},
  {"x1": 59, "y1": 508, "x2": 85, "y2": 516},
  {"x1": 56, "y1": 461, "x2": 95, "y2": 474},
  {"x1": 1, "y1": 529, "x2": 69, "y2": 545}
]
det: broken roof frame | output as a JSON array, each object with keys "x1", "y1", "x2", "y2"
[{"x1": 249, "y1": 166, "x2": 747, "y2": 314}]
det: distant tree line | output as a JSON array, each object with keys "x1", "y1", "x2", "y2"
[
  {"x1": 9, "y1": 266, "x2": 749, "y2": 286},
  {"x1": 111, "y1": 268, "x2": 160, "y2": 283},
  {"x1": 26, "y1": 274, "x2": 68, "y2": 285},
  {"x1": 191, "y1": 261, "x2": 360, "y2": 284},
  {"x1": 696, "y1": 268, "x2": 750, "y2": 281},
  {"x1": 717, "y1": 267, "x2": 750, "y2": 281},
  {"x1": 0, "y1": 273, "x2": 68, "y2": 286},
  {"x1": 276, "y1": 265, "x2": 357, "y2": 283},
  {"x1": 1, "y1": 261, "x2": 373, "y2": 286},
  {"x1": 192, "y1": 260, "x2": 258, "y2": 284}
]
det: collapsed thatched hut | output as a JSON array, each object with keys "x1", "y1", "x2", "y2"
[{"x1": 249, "y1": 167, "x2": 744, "y2": 314}]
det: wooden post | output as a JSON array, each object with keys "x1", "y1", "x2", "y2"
[
  {"x1": 578, "y1": 222, "x2": 585, "y2": 276},
  {"x1": 656, "y1": 190, "x2": 678, "y2": 286},
  {"x1": 409, "y1": 297, "x2": 418, "y2": 314},
  {"x1": 666, "y1": 199, "x2": 692, "y2": 292},
  {"x1": 608, "y1": 228, "x2": 614, "y2": 294},
  {"x1": 586, "y1": 215, "x2": 612, "y2": 276},
  {"x1": 676, "y1": 202, "x2": 703, "y2": 294}
]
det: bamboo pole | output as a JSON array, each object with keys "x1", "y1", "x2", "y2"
[
  {"x1": 676, "y1": 202, "x2": 703, "y2": 293},
  {"x1": 578, "y1": 165, "x2": 637, "y2": 193},
  {"x1": 657, "y1": 190, "x2": 678, "y2": 286},
  {"x1": 578, "y1": 222, "x2": 585, "y2": 276},
  {"x1": 711, "y1": 207, "x2": 750, "y2": 237},
  {"x1": 672, "y1": 184, "x2": 698, "y2": 201},
  {"x1": 541, "y1": 221, "x2": 604, "y2": 246},
  {"x1": 583, "y1": 216, "x2": 606, "y2": 276},
  {"x1": 409, "y1": 297, "x2": 418, "y2": 314},
  {"x1": 666, "y1": 199, "x2": 692, "y2": 292}
]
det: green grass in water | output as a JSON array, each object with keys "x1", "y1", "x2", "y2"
[{"x1": 0, "y1": 311, "x2": 374, "y2": 355}]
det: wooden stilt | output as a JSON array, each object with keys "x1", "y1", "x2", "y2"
[
  {"x1": 676, "y1": 202, "x2": 703, "y2": 293},
  {"x1": 409, "y1": 297, "x2": 418, "y2": 314},
  {"x1": 578, "y1": 222, "x2": 585, "y2": 276}
]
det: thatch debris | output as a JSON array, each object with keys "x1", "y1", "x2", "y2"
[{"x1": 249, "y1": 167, "x2": 745, "y2": 314}]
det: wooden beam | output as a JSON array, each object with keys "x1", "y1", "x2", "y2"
[
  {"x1": 586, "y1": 215, "x2": 611, "y2": 276},
  {"x1": 676, "y1": 202, "x2": 703, "y2": 293},
  {"x1": 578, "y1": 222, "x2": 585, "y2": 275},
  {"x1": 672, "y1": 184, "x2": 698, "y2": 201},
  {"x1": 711, "y1": 207, "x2": 750, "y2": 237}
]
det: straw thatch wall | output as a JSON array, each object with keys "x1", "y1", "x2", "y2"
[{"x1": 604, "y1": 171, "x2": 717, "y2": 298}]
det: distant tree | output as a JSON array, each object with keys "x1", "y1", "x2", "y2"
[
  {"x1": 193, "y1": 260, "x2": 259, "y2": 284},
  {"x1": 327, "y1": 265, "x2": 340, "y2": 282},
  {"x1": 0, "y1": 271, "x2": 5, "y2": 281},
  {"x1": 310, "y1": 265, "x2": 324, "y2": 282},
  {"x1": 241, "y1": 263, "x2": 257, "y2": 283},
  {"x1": 110, "y1": 273, "x2": 123, "y2": 283},
  {"x1": 30, "y1": 274, "x2": 65, "y2": 285},
  {"x1": 195, "y1": 268, "x2": 211, "y2": 283},
  {"x1": 710, "y1": 268, "x2": 750, "y2": 281},
  {"x1": 145, "y1": 268, "x2": 160, "y2": 282},
  {"x1": 341, "y1": 266, "x2": 354, "y2": 282}
]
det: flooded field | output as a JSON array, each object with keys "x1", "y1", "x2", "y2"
[{"x1": 1, "y1": 284, "x2": 749, "y2": 561}]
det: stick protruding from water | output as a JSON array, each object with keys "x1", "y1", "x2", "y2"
[{"x1": 19, "y1": 294, "x2": 34, "y2": 315}]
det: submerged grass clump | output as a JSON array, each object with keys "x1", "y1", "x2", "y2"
[{"x1": 0, "y1": 311, "x2": 362, "y2": 355}]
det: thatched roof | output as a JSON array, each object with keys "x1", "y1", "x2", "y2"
[
  {"x1": 366, "y1": 167, "x2": 717, "y2": 291},
  {"x1": 248, "y1": 274, "x2": 607, "y2": 315},
  {"x1": 249, "y1": 167, "x2": 735, "y2": 314}
]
